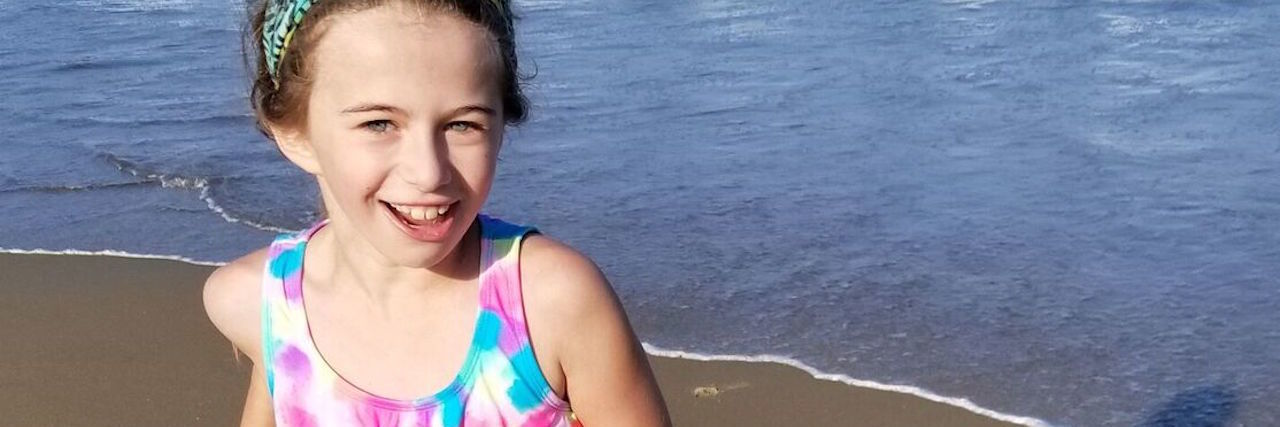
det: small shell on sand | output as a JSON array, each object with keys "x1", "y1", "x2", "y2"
[
  {"x1": 693, "y1": 386, "x2": 722, "y2": 398},
  {"x1": 693, "y1": 382, "x2": 747, "y2": 398}
]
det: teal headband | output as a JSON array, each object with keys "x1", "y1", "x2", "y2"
[{"x1": 263, "y1": 0, "x2": 316, "y2": 87}]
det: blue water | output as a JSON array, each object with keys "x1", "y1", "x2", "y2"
[{"x1": 3, "y1": 0, "x2": 1279, "y2": 425}]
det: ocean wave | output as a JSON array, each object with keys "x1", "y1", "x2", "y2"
[
  {"x1": 0, "y1": 181, "x2": 150, "y2": 194},
  {"x1": 198, "y1": 188, "x2": 295, "y2": 234},
  {"x1": 0, "y1": 247, "x2": 222, "y2": 266},
  {"x1": 69, "y1": 0, "x2": 199, "y2": 13},
  {"x1": 642, "y1": 344, "x2": 1054, "y2": 427},
  {"x1": 49, "y1": 56, "x2": 166, "y2": 72},
  {"x1": 97, "y1": 152, "x2": 294, "y2": 234},
  {"x1": 101, "y1": 151, "x2": 211, "y2": 191},
  {"x1": 61, "y1": 113, "x2": 249, "y2": 128}
]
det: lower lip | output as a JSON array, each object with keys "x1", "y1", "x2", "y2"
[{"x1": 382, "y1": 202, "x2": 456, "y2": 242}]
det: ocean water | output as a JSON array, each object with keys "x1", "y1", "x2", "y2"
[{"x1": 2, "y1": 0, "x2": 1278, "y2": 425}]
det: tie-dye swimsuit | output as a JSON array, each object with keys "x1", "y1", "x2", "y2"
[{"x1": 261, "y1": 215, "x2": 579, "y2": 426}]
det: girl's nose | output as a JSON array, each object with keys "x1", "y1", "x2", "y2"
[{"x1": 397, "y1": 129, "x2": 453, "y2": 191}]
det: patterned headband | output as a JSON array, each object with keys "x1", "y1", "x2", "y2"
[
  {"x1": 263, "y1": 0, "x2": 515, "y2": 86},
  {"x1": 263, "y1": 0, "x2": 316, "y2": 87}
]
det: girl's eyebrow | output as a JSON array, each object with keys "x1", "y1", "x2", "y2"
[
  {"x1": 340, "y1": 103, "x2": 403, "y2": 115},
  {"x1": 339, "y1": 104, "x2": 495, "y2": 117},
  {"x1": 450, "y1": 105, "x2": 496, "y2": 117}
]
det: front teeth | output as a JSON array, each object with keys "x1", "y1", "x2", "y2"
[{"x1": 391, "y1": 203, "x2": 451, "y2": 222}]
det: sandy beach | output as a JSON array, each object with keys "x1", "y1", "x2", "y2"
[{"x1": 0, "y1": 253, "x2": 1021, "y2": 426}]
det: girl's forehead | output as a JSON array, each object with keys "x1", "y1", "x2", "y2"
[{"x1": 310, "y1": 6, "x2": 502, "y2": 105}]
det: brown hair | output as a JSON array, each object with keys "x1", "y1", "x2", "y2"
[{"x1": 245, "y1": 0, "x2": 529, "y2": 138}]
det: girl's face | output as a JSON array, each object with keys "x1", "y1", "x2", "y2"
[{"x1": 288, "y1": 4, "x2": 505, "y2": 269}]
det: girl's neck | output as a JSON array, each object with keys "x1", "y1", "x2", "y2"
[{"x1": 306, "y1": 218, "x2": 481, "y2": 308}]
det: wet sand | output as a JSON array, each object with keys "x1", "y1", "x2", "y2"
[{"x1": 0, "y1": 253, "x2": 1021, "y2": 426}]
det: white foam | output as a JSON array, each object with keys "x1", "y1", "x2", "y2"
[
  {"x1": 104, "y1": 152, "x2": 293, "y2": 234},
  {"x1": 71, "y1": 0, "x2": 198, "y2": 13},
  {"x1": 196, "y1": 185, "x2": 296, "y2": 234},
  {"x1": 941, "y1": 0, "x2": 1002, "y2": 11},
  {"x1": 643, "y1": 344, "x2": 1054, "y2": 427},
  {"x1": 0, "y1": 247, "x2": 225, "y2": 267}
]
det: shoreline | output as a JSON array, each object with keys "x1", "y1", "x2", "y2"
[
  {"x1": 645, "y1": 346, "x2": 1049, "y2": 427},
  {"x1": 0, "y1": 251, "x2": 1035, "y2": 426}
]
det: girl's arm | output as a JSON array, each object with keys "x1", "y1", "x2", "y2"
[
  {"x1": 203, "y1": 249, "x2": 277, "y2": 427},
  {"x1": 522, "y1": 236, "x2": 672, "y2": 426},
  {"x1": 241, "y1": 366, "x2": 276, "y2": 427}
]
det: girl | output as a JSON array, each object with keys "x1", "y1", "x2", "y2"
[{"x1": 202, "y1": 1, "x2": 670, "y2": 425}]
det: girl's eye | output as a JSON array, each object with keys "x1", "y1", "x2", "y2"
[
  {"x1": 446, "y1": 122, "x2": 481, "y2": 133},
  {"x1": 364, "y1": 120, "x2": 393, "y2": 133}
]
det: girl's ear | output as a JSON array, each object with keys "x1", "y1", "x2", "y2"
[{"x1": 270, "y1": 125, "x2": 323, "y2": 175}]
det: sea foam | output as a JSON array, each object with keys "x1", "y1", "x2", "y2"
[{"x1": 644, "y1": 344, "x2": 1053, "y2": 427}]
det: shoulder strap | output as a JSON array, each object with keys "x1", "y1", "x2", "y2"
[
  {"x1": 259, "y1": 221, "x2": 326, "y2": 396},
  {"x1": 478, "y1": 214, "x2": 538, "y2": 353},
  {"x1": 260, "y1": 233, "x2": 291, "y2": 396},
  {"x1": 476, "y1": 215, "x2": 566, "y2": 406}
]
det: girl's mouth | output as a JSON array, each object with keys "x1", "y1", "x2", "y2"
[{"x1": 381, "y1": 201, "x2": 457, "y2": 242}]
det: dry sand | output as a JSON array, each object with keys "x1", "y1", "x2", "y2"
[{"x1": 0, "y1": 253, "x2": 1022, "y2": 426}]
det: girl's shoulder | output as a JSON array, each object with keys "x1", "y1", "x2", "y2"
[
  {"x1": 518, "y1": 233, "x2": 630, "y2": 371},
  {"x1": 518, "y1": 233, "x2": 667, "y2": 420},
  {"x1": 202, "y1": 246, "x2": 272, "y2": 363},
  {"x1": 518, "y1": 234, "x2": 616, "y2": 317}
]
